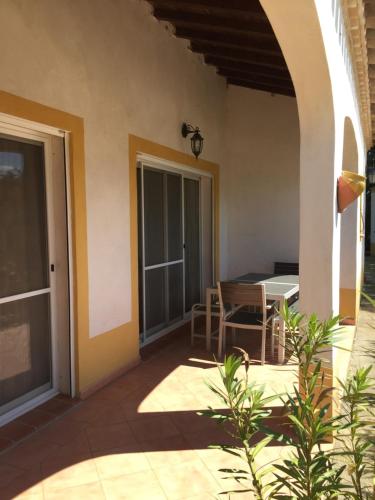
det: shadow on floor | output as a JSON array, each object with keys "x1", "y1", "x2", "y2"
[{"x1": 0, "y1": 323, "x2": 297, "y2": 499}]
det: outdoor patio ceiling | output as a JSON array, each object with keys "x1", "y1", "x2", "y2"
[{"x1": 147, "y1": 0, "x2": 295, "y2": 97}]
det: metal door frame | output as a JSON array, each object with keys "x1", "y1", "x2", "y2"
[
  {"x1": 0, "y1": 116, "x2": 72, "y2": 426},
  {"x1": 137, "y1": 154, "x2": 213, "y2": 346}
]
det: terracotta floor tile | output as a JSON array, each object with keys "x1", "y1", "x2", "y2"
[
  {"x1": 86, "y1": 421, "x2": 137, "y2": 452},
  {"x1": 196, "y1": 447, "x2": 244, "y2": 473},
  {"x1": 37, "y1": 418, "x2": 88, "y2": 446},
  {"x1": 0, "y1": 434, "x2": 60, "y2": 470},
  {"x1": 121, "y1": 394, "x2": 165, "y2": 420},
  {"x1": 93, "y1": 445, "x2": 150, "y2": 479},
  {"x1": 89, "y1": 385, "x2": 129, "y2": 402},
  {"x1": 42, "y1": 457, "x2": 99, "y2": 493},
  {"x1": 184, "y1": 425, "x2": 238, "y2": 450},
  {"x1": 65, "y1": 399, "x2": 127, "y2": 426},
  {"x1": 1, "y1": 466, "x2": 44, "y2": 500},
  {"x1": 40, "y1": 433, "x2": 92, "y2": 476},
  {"x1": 38, "y1": 398, "x2": 73, "y2": 416},
  {"x1": 101, "y1": 469, "x2": 167, "y2": 499},
  {"x1": 0, "y1": 437, "x2": 12, "y2": 452},
  {"x1": 43, "y1": 480, "x2": 105, "y2": 500},
  {"x1": 18, "y1": 408, "x2": 56, "y2": 429},
  {"x1": 153, "y1": 459, "x2": 220, "y2": 499},
  {"x1": 0, "y1": 462, "x2": 24, "y2": 488},
  {"x1": 141, "y1": 435, "x2": 199, "y2": 469},
  {"x1": 169, "y1": 410, "x2": 218, "y2": 434},
  {"x1": 0, "y1": 328, "x2": 297, "y2": 498},
  {"x1": 0, "y1": 420, "x2": 35, "y2": 442},
  {"x1": 128, "y1": 414, "x2": 181, "y2": 443}
]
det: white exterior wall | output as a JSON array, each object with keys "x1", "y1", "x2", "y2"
[
  {"x1": 220, "y1": 86, "x2": 300, "y2": 279},
  {"x1": 0, "y1": 0, "x2": 227, "y2": 337},
  {"x1": 0, "y1": 0, "x2": 303, "y2": 340}
]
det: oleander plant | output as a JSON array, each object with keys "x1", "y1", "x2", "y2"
[{"x1": 199, "y1": 303, "x2": 375, "y2": 499}]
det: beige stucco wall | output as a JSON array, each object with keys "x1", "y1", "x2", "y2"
[
  {"x1": 220, "y1": 85, "x2": 300, "y2": 279},
  {"x1": 0, "y1": 0, "x2": 226, "y2": 338}
]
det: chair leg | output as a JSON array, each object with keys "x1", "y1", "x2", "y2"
[
  {"x1": 218, "y1": 319, "x2": 223, "y2": 358},
  {"x1": 271, "y1": 318, "x2": 275, "y2": 357},
  {"x1": 261, "y1": 326, "x2": 266, "y2": 365}
]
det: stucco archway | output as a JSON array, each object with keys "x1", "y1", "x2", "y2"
[{"x1": 259, "y1": 0, "x2": 338, "y2": 319}]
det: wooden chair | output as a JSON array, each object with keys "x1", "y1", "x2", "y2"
[
  {"x1": 191, "y1": 299, "x2": 220, "y2": 346},
  {"x1": 217, "y1": 282, "x2": 277, "y2": 364}
]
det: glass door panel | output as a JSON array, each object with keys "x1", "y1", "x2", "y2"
[
  {"x1": 0, "y1": 136, "x2": 53, "y2": 416},
  {"x1": 145, "y1": 267, "x2": 166, "y2": 334},
  {"x1": 184, "y1": 178, "x2": 201, "y2": 312},
  {"x1": 138, "y1": 166, "x2": 184, "y2": 342},
  {"x1": 167, "y1": 173, "x2": 182, "y2": 261},
  {"x1": 144, "y1": 169, "x2": 165, "y2": 267},
  {"x1": 168, "y1": 262, "x2": 183, "y2": 322}
]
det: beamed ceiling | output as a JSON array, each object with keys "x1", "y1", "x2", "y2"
[{"x1": 147, "y1": 0, "x2": 295, "y2": 97}]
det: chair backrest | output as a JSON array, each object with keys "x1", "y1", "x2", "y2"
[
  {"x1": 217, "y1": 282, "x2": 266, "y2": 317},
  {"x1": 274, "y1": 261, "x2": 299, "y2": 276}
]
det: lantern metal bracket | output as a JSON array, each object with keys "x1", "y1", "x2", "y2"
[
  {"x1": 181, "y1": 122, "x2": 204, "y2": 159},
  {"x1": 181, "y1": 122, "x2": 197, "y2": 137}
]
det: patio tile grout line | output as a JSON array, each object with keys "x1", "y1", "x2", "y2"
[{"x1": 0, "y1": 400, "x2": 85, "y2": 458}]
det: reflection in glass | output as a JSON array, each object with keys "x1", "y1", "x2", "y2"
[
  {"x1": 0, "y1": 294, "x2": 52, "y2": 414},
  {"x1": 0, "y1": 137, "x2": 49, "y2": 298}
]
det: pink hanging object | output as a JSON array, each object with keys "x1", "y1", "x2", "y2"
[{"x1": 337, "y1": 170, "x2": 365, "y2": 213}]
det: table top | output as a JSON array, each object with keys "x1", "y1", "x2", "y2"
[
  {"x1": 234, "y1": 273, "x2": 299, "y2": 285},
  {"x1": 208, "y1": 273, "x2": 299, "y2": 300}
]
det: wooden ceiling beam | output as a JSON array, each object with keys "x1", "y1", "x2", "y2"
[
  {"x1": 152, "y1": 8, "x2": 273, "y2": 36},
  {"x1": 204, "y1": 55, "x2": 290, "y2": 80},
  {"x1": 227, "y1": 78, "x2": 295, "y2": 97},
  {"x1": 190, "y1": 41, "x2": 286, "y2": 68},
  {"x1": 218, "y1": 69, "x2": 292, "y2": 88},
  {"x1": 149, "y1": 0, "x2": 266, "y2": 17},
  {"x1": 175, "y1": 26, "x2": 282, "y2": 54}
]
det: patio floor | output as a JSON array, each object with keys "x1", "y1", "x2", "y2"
[{"x1": 0, "y1": 325, "x2": 297, "y2": 499}]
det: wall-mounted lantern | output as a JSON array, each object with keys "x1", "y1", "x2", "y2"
[{"x1": 181, "y1": 122, "x2": 204, "y2": 159}]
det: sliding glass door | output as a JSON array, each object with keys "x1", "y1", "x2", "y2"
[
  {"x1": 137, "y1": 162, "x2": 208, "y2": 345},
  {"x1": 0, "y1": 135, "x2": 54, "y2": 416}
]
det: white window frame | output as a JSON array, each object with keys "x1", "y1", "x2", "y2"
[{"x1": 0, "y1": 112, "x2": 75, "y2": 425}]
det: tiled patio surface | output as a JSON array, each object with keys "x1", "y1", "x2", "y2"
[{"x1": 0, "y1": 326, "x2": 297, "y2": 499}]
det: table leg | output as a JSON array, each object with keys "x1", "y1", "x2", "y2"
[
  {"x1": 206, "y1": 288, "x2": 212, "y2": 351},
  {"x1": 278, "y1": 297, "x2": 286, "y2": 364}
]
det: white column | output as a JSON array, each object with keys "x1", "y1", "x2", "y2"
[{"x1": 260, "y1": 0, "x2": 340, "y2": 320}]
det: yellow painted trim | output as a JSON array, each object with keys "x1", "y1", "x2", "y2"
[
  {"x1": 0, "y1": 92, "x2": 220, "y2": 396},
  {"x1": 0, "y1": 90, "x2": 88, "y2": 394},
  {"x1": 339, "y1": 287, "x2": 360, "y2": 323},
  {"x1": 0, "y1": 90, "x2": 143, "y2": 396}
]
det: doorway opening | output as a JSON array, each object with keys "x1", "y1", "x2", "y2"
[
  {"x1": 137, "y1": 156, "x2": 214, "y2": 346},
  {"x1": 0, "y1": 115, "x2": 72, "y2": 425}
]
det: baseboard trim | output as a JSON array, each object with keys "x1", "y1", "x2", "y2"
[
  {"x1": 79, "y1": 357, "x2": 141, "y2": 400},
  {"x1": 340, "y1": 318, "x2": 356, "y2": 326}
]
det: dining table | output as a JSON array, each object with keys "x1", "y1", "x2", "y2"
[{"x1": 205, "y1": 272, "x2": 299, "y2": 364}]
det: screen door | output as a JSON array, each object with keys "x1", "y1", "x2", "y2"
[
  {"x1": 0, "y1": 134, "x2": 54, "y2": 416},
  {"x1": 137, "y1": 162, "x2": 206, "y2": 344}
]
